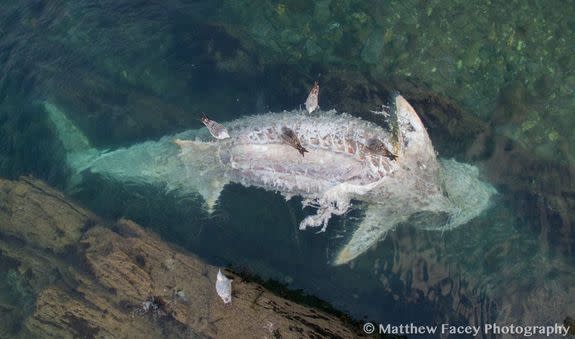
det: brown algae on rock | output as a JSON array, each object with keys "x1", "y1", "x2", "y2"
[{"x1": 0, "y1": 177, "x2": 359, "y2": 338}]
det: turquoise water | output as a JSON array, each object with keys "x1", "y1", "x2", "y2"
[{"x1": 1, "y1": 1, "x2": 574, "y2": 338}]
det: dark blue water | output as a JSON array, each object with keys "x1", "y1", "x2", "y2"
[{"x1": 1, "y1": 1, "x2": 574, "y2": 338}]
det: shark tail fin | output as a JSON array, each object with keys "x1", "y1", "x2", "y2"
[
  {"x1": 44, "y1": 102, "x2": 93, "y2": 155},
  {"x1": 44, "y1": 102, "x2": 100, "y2": 187}
]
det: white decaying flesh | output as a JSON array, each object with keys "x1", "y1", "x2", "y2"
[{"x1": 46, "y1": 95, "x2": 496, "y2": 265}]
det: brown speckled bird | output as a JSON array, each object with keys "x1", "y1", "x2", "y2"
[
  {"x1": 201, "y1": 114, "x2": 230, "y2": 140},
  {"x1": 366, "y1": 137, "x2": 397, "y2": 160},
  {"x1": 305, "y1": 81, "x2": 319, "y2": 114},
  {"x1": 281, "y1": 126, "x2": 308, "y2": 157}
]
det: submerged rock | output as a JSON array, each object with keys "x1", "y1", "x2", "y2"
[{"x1": 0, "y1": 177, "x2": 359, "y2": 338}]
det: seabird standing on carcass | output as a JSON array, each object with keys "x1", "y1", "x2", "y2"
[
  {"x1": 201, "y1": 113, "x2": 230, "y2": 140},
  {"x1": 305, "y1": 81, "x2": 319, "y2": 114},
  {"x1": 280, "y1": 126, "x2": 308, "y2": 157}
]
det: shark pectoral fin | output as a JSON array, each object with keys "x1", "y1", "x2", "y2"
[{"x1": 333, "y1": 205, "x2": 409, "y2": 265}]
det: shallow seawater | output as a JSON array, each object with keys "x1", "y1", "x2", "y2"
[{"x1": 1, "y1": 1, "x2": 574, "y2": 338}]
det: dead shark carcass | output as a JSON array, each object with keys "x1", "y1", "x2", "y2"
[{"x1": 45, "y1": 95, "x2": 496, "y2": 265}]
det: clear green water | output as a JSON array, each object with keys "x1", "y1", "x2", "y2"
[{"x1": 1, "y1": 1, "x2": 574, "y2": 338}]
